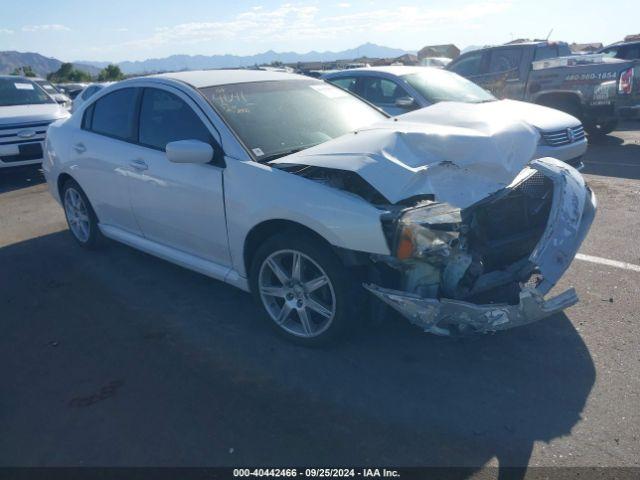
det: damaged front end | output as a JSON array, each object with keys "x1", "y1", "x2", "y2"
[{"x1": 366, "y1": 158, "x2": 596, "y2": 336}]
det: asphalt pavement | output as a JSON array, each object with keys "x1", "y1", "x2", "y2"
[{"x1": 0, "y1": 123, "x2": 638, "y2": 472}]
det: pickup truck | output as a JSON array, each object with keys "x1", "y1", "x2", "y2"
[{"x1": 447, "y1": 41, "x2": 639, "y2": 136}]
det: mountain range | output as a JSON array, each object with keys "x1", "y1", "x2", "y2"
[
  {"x1": 2, "y1": 43, "x2": 411, "y2": 78},
  {"x1": 0, "y1": 51, "x2": 100, "y2": 77}
]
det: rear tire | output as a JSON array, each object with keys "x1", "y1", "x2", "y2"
[
  {"x1": 249, "y1": 232, "x2": 361, "y2": 346},
  {"x1": 61, "y1": 178, "x2": 103, "y2": 249}
]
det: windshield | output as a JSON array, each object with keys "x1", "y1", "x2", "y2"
[
  {"x1": 403, "y1": 70, "x2": 496, "y2": 104},
  {"x1": 35, "y1": 80, "x2": 61, "y2": 94},
  {"x1": 199, "y1": 80, "x2": 385, "y2": 160},
  {"x1": 0, "y1": 78, "x2": 55, "y2": 107}
]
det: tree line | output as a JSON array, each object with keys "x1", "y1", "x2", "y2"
[{"x1": 10, "y1": 63, "x2": 125, "y2": 83}]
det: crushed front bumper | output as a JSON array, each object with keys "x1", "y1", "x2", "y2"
[
  {"x1": 365, "y1": 284, "x2": 579, "y2": 335},
  {"x1": 365, "y1": 158, "x2": 597, "y2": 336}
]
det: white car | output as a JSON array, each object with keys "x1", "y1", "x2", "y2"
[
  {"x1": 34, "y1": 78, "x2": 72, "y2": 109},
  {"x1": 0, "y1": 76, "x2": 70, "y2": 169},
  {"x1": 71, "y1": 82, "x2": 113, "y2": 113},
  {"x1": 324, "y1": 66, "x2": 588, "y2": 168},
  {"x1": 420, "y1": 57, "x2": 452, "y2": 68},
  {"x1": 43, "y1": 70, "x2": 596, "y2": 344}
]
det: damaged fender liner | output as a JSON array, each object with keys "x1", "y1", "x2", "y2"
[{"x1": 365, "y1": 158, "x2": 597, "y2": 336}]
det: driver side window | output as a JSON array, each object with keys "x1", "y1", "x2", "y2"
[
  {"x1": 359, "y1": 77, "x2": 408, "y2": 106},
  {"x1": 138, "y1": 88, "x2": 213, "y2": 151}
]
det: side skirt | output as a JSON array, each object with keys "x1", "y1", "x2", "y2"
[{"x1": 99, "y1": 224, "x2": 250, "y2": 292}]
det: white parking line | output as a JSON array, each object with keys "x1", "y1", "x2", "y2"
[{"x1": 575, "y1": 253, "x2": 640, "y2": 273}]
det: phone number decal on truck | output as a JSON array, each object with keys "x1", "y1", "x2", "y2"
[{"x1": 565, "y1": 71, "x2": 617, "y2": 82}]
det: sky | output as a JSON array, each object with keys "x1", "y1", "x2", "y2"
[{"x1": 0, "y1": 0, "x2": 636, "y2": 62}]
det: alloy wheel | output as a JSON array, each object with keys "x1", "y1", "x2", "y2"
[
  {"x1": 258, "y1": 249, "x2": 337, "y2": 338},
  {"x1": 64, "y1": 187, "x2": 91, "y2": 243}
]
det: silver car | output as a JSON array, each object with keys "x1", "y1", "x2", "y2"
[{"x1": 324, "y1": 66, "x2": 588, "y2": 168}]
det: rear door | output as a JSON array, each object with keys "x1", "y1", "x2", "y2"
[
  {"x1": 126, "y1": 87, "x2": 230, "y2": 265},
  {"x1": 70, "y1": 87, "x2": 142, "y2": 234},
  {"x1": 480, "y1": 47, "x2": 526, "y2": 99}
]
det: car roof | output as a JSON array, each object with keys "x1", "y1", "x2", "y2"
[
  {"x1": 601, "y1": 40, "x2": 640, "y2": 48},
  {"x1": 153, "y1": 69, "x2": 312, "y2": 88},
  {"x1": 326, "y1": 66, "x2": 441, "y2": 77},
  {"x1": 0, "y1": 75, "x2": 35, "y2": 81}
]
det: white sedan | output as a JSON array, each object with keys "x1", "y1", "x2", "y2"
[{"x1": 43, "y1": 70, "x2": 596, "y2": 344}]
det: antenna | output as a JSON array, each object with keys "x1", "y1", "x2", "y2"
[{"x1": 546, "y1": 28, "x2": 554, "y2": 41}]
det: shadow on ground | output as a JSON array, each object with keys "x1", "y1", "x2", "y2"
[
  {"x1": 0, "y1": 231, "x2": 595, "y2": 476},
  {"x1": 0, "y1": 165, "x2": 46, "y2": 194},
  {"x1": 583, "y1": 125, "x2": 640, "y2": 180}
]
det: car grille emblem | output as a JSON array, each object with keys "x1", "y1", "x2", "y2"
[
  {"x1": 17, "y1": 129, "x2": 37, "y2": 139},
  {"x1": 566, "y1": 128, "x2": 575, "y2": 143}
]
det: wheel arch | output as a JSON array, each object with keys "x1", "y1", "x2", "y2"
[
  {"x1": 534, "y1": 91, "x2": 584, "y2": 118},
  {"x1": 243, "y1": 220, "x2": 335, "y2": 276},
  {"x1": 56, "y1": 172, "x2": 75, "y2": 199},
  {"x1": 242, "y1": 219, "x2": 370, "y2": 279}
]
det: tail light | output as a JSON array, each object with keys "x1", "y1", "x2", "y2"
[{"x1": 618, "y1": 67, "x2": 634, "y2": 94}]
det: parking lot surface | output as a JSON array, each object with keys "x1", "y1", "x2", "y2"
[{"x1": 1, "y1": 124, "x2": 639, "y2": 470}]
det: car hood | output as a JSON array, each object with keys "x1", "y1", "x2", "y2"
[
  {"x1": 271, "y1": 102, "x2": 539, "y2": 208},
  {"x1": 0, "y1": 103, "x2": 69, "y2": 126},
  {"x1": 463, "y1": 99, "x2": 582, "y2": 131}
]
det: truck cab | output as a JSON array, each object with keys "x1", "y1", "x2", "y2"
[
  {"x1": 448, "y1": 41, "x2": 639, "y2": 136},
  {"x1": 447, "y1": 42, "x2": 572, "y2": 100}
]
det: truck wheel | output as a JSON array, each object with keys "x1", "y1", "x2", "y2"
[{"x1": 585, "y1": 120, "x2": 618, "y2": 138}]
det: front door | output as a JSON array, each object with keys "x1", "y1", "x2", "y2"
[{"x1": 126, "y1": 87, "x2": 230, "y2": 265}]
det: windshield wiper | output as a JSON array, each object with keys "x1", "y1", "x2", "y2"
[{"x1": 257, "y1": 144, "x2": 320, "y2": 163}]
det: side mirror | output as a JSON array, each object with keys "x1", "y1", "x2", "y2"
[
  {"x1": 166, "y1": 140, "x2": 214, "y2": 164},
  {"x1": 395, "y1": 96, "x2": 416, "y2": 109}
]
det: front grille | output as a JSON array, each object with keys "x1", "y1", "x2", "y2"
[
  {"x1": 469, "y1": 171, "x2": 554, "y2": 270},
  {"x1": 0, "y1": 120, "x2": 52, "y2": 164},
  {"x1": 0, "y1": 120, "x2": 53, "y2": 145},
  {"x1": 541, "y1": 125, "x2": 585, "y2": 146}
]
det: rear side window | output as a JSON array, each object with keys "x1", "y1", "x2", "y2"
[
  {"x1": 329, "y1": 77, "x2": 357, "y2": 93},
  {"x1": 89, "y1": 88, "x2": 139, "y2": 141},
  {"x1": 81, "y1": 86, "x2": 98, "y2": 100},
  {"x1": 620, "y1": 45, "x2": 640, "y2": 60},
  {"x1": 449, "y1": 51, "x2": 484, "y2": 77},
  {"x1": 138, "y1": 88, "x2": 212, "y2": 151},
  {"x1": 359, "y1": 77, "x2": 408, "y2": 104},
  {"x1": 535, "y1": 44, "x2": 571, "y2": 60},
  {"x1": 488, "y1": 48, "x2": 522, "y2": 76},
  {"x1": 535, "y1": 45, "x2": 558, "y2": 61}
]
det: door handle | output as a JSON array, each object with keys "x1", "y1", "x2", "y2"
[
  {"x1": 129, "y1": 159, "x2": 148, "y2": 171},
  {"x1": 73, "y1": 142, "x2": 86, "y2": 154}
]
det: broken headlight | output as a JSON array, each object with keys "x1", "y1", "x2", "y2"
[{"x1": 391, "y1": 203, "x2": 465, "y2": 260}]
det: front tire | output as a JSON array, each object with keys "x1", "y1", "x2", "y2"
[
  {"x1": 61, "y1": 178, "x2": 102, "y2": 249},
  {"x1": 249, "y1": 232, "x2": 359, "y2": 345}
]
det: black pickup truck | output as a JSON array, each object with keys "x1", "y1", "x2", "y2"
[{"x1": 447, "y1": 41, "x2": 639, "y2": 136}]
